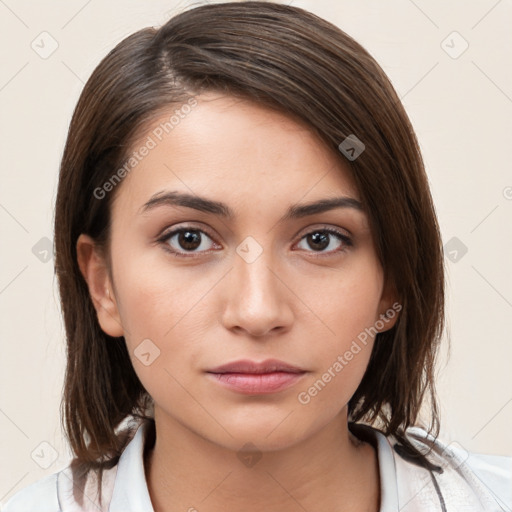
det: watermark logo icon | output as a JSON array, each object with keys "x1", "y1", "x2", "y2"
[
  {"x1": 444, "y1": 236, "x2": 468, "y2": 263},
  {"x1": 236, "y1": 236, "x2": 263, "y2": 264},
  {"x1": 32, "y1": 237, "x2": 53, "y2": 263},
  {"x1": 31, "y1": 31, "x2": 59, "y2": 59},
  {"x1": 31, "y1": 441, "x2": 58, "y2": 469},
  {"x1": 237, "y1": 442, "x2": 262, "y2": 468},
  {"x1": 441, "y1": 31, "x2": 469, "y2": 59},
  {"x1": 134, "y1": 338, "x2": 161, "y2": 366},
  {"x1": 338, "y1": 134, "x2": 365, "y2": 161}
]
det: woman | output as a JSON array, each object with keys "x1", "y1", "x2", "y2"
[{"x1": 4, "y1": 2, "x2": 510, "y2": 511}]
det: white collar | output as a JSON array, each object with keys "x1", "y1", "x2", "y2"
[
  {"x1": 107, "y1": 419, "x2": 401, "y2": 512},
  {"x1": 109, "y1": 420, "x2": 155, "y2": 511}
]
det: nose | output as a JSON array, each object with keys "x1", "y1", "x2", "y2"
[{"x1": 221, "y1": 245, "x2": 294, "y2": 338}]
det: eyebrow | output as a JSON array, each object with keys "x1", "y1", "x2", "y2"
[{"x1": 139, "y1": 191, "x2": 363, "y2": 221}]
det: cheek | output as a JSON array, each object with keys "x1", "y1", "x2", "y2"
[
  {"x1": 293, "y1": 255, "x2": 383, "y2": 406},
  {"x1": 111, "y1": 259, "x2": 205, "y2": 405},
  {"x1": 295, "y1": 320, "x2": 375, "y2": 417},
  {"x1": 110, "y1": 249, "x2": 218, "y2": 386},
  {"x1": 112, "y1": 249, "x2": 212, "y2": 341},
  {"x1": 300, "y1": 252, "x2": 383, "y2": 344}
]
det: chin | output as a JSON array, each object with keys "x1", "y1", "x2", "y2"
[{"x1": 208, "y1": 415, "x2": 314, "y2": 453}]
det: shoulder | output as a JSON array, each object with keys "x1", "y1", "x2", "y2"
[
  {"x1": 1, "y1": 464, "x2": 119, "y2": 512},
  {"x1": 0, "y1": 423, "x2": 150, "y2": 512},
  {"x1": 393, "y1": 426, "x2": 512, "y2": 511},
  {"x1": 1, "y1": 420, "x2": 148, "y2": 512},
  {"x1": 1, "y1": 472, "x2": 60, "y2": 512}
]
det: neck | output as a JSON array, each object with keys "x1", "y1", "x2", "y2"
[{"x1": 144, "y1": 408, "x2": 380, "y2": 512}]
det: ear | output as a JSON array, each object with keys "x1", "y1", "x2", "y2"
[
  {"x1": 375, "y1": 277, "x2": 401, "y2": 333},
  {"x1": 76, "y1": 233, "x2": 124, "y2": 338}
]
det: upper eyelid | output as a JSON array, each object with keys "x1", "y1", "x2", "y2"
[
  {"x1": 295, "y1": 224, "x2": 352, "y2": 239},
  {"x1": 159, "y1": 223, "x2": 217, "y2": 242},
  {"x1": 159, "y1": 222, "x2": 351, "y2": 237}
]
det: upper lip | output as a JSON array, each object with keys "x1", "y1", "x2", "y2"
[{"x1": 207, "y1": 359, "x2": 305, "y2": 374}]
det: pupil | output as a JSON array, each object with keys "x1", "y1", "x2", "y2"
[
  {"x1": 309, "y1": 232, "x2": 328, "y2": 251},
  {"x1": 179, "y1": 230, "x2": 201, "y2": 250}
]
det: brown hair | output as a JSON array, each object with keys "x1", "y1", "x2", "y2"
[{"x1": 54, "y1": 0, "x2": 445, "y2": 502}]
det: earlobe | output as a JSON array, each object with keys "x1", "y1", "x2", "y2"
[
  {"x1": 76, "y1": 234, "x2": 124, "y2": 338},
  {"x1": 377, "y1": 302, "x2": 401, "y2": 332},
  {"x1": 376, "y1": 280, "x2": 401, "y2": 333}
]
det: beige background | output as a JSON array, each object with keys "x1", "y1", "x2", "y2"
[{"x1": 1, "y1": 0, "x2": 511, "y2": 503}]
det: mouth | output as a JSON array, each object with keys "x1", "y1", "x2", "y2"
[{"x1": 206, "y1": 359, "x2": 307, "y2": 394}]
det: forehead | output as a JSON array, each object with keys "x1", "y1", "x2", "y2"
[{"x1": 112, "y1": 93, "x2": 360, "y2": 215}]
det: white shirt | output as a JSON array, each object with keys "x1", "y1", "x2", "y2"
[{"x1": 2, "y1": 419, "x2": 511, "y2": 511}]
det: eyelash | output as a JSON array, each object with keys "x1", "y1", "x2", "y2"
[{"x1": 156, "y1": 225, "x2": 353, "y2": 259}]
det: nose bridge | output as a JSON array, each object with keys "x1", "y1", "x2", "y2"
[
  {"x1": 240, "y1": 250, "x2": 274, "y2": 295},
  {"x1": 222, "y1": 235, "x2": 293, "y2": 336},
  {"x1": 235, "y1": 236, "x2": 281, "y2": 304}
]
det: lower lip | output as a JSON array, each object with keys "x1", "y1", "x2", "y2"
[{"x1": 207, "y1": 371, "x2": 306, "y2": 394}]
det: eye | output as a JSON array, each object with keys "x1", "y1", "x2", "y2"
[
  {"x1": 295, "y1": 227, "x2": 352, "y2": 256},
  {"x1": 158, "y1": 226, "x2": 220, "y2": 257},
  {"x1": 157, "y1": 225, "x2": 352, "y2": 258}
]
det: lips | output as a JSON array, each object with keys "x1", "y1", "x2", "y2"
[
  {"x1": 206, "y1": 359, "x2": 307, "y2": 394},
  {"x1": 207, "y1": 358, "x2": 305, "y2": 375}
]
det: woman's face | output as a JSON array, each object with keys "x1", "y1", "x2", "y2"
[{"x1": 80, "y1": 92, "x2": 397, "y2": 451}]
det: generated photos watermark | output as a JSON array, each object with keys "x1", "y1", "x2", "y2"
[
  {"x1": 297, "y1": 301, "x2": 402, "y2": 405},
  {"x1": 93, "y1": 97, "x2": 198, "y2": 200}
]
